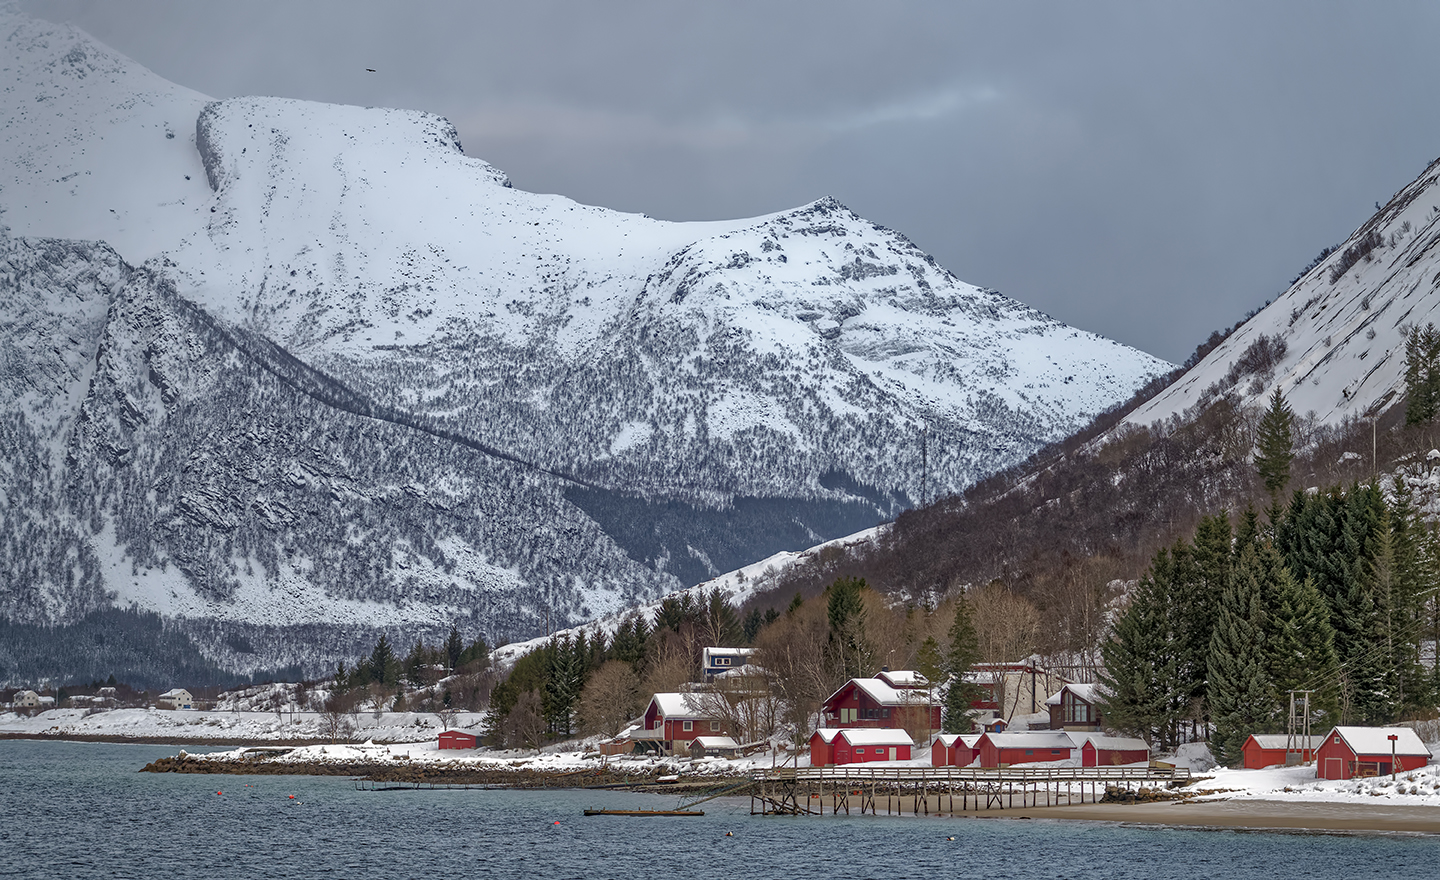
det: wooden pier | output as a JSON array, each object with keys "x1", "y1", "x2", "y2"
[{"x1": 748, "y1": 765, "x2": 1191, "y2": 816}]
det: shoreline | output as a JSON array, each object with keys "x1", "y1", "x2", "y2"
[
  {"x1": 1001, "y1": 800, "x2": 1440, "y2": 835},
  {"x1": 0, "y1": 732, "x2": 355, "y2": 747}
]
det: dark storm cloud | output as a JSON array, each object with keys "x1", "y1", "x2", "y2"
[{"x1": 24, "y1": 0, "x2": 1440, "y2": 361}]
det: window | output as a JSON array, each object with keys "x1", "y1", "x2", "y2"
[
  {"x1": 710, "y1": 721, "x2": 720, "y2": 732},
  {"x1": 1025, "y1": 749, "x2": 1034, "y2": 756},
  {"x1": 683, "y1": 720, "x2": 693, "y2": 731},
  {"x1": 855, "y1": 748, "x2": 865, "y2": 754},
  {"x1": 717, "y1": 657, "x2": 731, "y2": 666}
]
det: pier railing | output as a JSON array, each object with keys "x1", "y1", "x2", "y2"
[{"x1": 763, "y1": 765, "x2": 1190, "y2": 784}]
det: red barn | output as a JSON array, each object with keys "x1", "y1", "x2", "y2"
[
  {"x1": 438, "y1": 730, "x2": 478, "y2": 749},
  {"x1": 1315, "y1": 726, "x2": 1431, "y2": 780},
  {"x1": 1080, "y1": 735, "x2": 1149, "y2": 767},
  {"x1": 931, "y1": 733, "x2": 980, "y2": 767},
  {"x1": 820, "y1": 676, "x2": 941, "y2": 731},
  {"x1": 976, "y1": 731, "x2": 1076, "y2": 768},
  {"x1": 1240, "y1": 734, "x2": 1321, "y2": 770}
]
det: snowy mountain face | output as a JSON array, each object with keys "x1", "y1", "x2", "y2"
[
  {"x1": 0, "y1": 7, "x2": 1168, "y2": 681},
  {"x1": 1125, "y1": 155, "x2": 1440, "y2": 430}
]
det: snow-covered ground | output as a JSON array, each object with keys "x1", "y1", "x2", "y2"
[
  {"x1": 1190, "y1": 759, "x2": 1440, "y2": 807},
  {"x1": 0, "y1": 706, "x2": 483, "y2": 744}
]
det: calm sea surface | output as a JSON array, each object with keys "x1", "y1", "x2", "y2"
[{"x1": 1, "y1": 740, "x2": 1437, "y2": 879}]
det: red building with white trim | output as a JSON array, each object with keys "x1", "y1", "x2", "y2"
[
  {"x1": 633, "y1": 693, "x2": 726, "y2": 755},
  {"x1": 1315, "y1": 726, "x2": 1430, "y2": 780},
  {"x1": 1080, "y1": 735, "x2": 1148, "y2": 767},
  {"x1": 1240, "y1": 734, "x2": 1321, "y2": 770},
  {"x1": 810, "y1": 728, "x2": 914, "y2": 765},
  {"x1": 975, "y1": 731, "x2": 1076, "y2": 768},
  {"x1": 931, "y1": 733, "x2": 980, "y2": 767},
  {"x1": 438, "y1": 730, "x2": 478, "y2": 749},
  {"x1": 820, "y1": 675, "x2": 940, "y2": 731}
]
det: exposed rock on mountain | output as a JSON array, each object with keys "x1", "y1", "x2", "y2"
[{"x1": 0, "y1": 7, "x2": 1168, "y2": 681}]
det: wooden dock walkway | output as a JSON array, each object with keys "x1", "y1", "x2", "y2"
[{"x1": 747, "y1": 765, "x2": 1191, "y2": 816}]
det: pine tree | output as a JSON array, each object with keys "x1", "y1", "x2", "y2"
[
  {"x1": 941, "y1": 593, "x2": 981, "y2": 734},
  {"x1": 1099, "y1": 547, "x2": 1192, "y2": 749},
  {"x1": 1387, "y1": 478, "x2": 1431, "y2": 712},
  {"x1": 1260, "y1": 545, "x2": 1337, "y2": 700},
  {"x1": 1207, "y1": 544, "x2": 1278, "y2": 767},
  {"x1": 916, "y1": 635, "x2": 944, "y2": 684},
  {"x1": 1403, "y1": 322, "x2": 1440, "y2": 425},
  {"x1": 1254, "y1": 387, "x2": 1296, "y2": 500},
  {"x1": 444, "y1": 626, "x2": 464, "y2": 671},
  {"x1": 825, "y1": 577, "x2": 871, "y2": 681},
  {"x1": 369, "y1": 634, "x2": 398, "y2": 685}
]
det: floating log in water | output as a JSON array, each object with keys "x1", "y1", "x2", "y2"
[{"x1": 583, "y1": 809, "x2": 704, "y2": 817}]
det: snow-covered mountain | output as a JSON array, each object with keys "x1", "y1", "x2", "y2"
[
  {"x1": 0, "y1": 6, "x2": 1168, "y2": 681},
  {"x1": 1125, "y1": 155, "x2": 1440, "y2": 429}
]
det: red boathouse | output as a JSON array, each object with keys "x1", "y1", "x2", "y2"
[
  {"x1": 438, "y1": 730, "x2": 478, "y2": 749},
  {"x1": 1315, "y1": 726, "x2": 1430, "y2": 780}
]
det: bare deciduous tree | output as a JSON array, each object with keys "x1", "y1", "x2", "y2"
[{"x1": 577, "y1": 660, "x2": 642, "y2": 738}]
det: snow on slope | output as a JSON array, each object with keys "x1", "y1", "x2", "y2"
[
  {"x1": 1126, "y1": 156, "x2": 1440, "y2": 429},
  {"x1": 0, "y1": 5, "x2": 1169, "y2": 678}
]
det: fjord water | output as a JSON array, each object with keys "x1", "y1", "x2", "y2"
[{"x1": 1, "y1": 741, "x2": 1435, "y2": 879}]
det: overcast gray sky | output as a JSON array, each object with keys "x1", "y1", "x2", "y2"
[{"x1": 24, "y1": 0, "x2": 1440, "y2": 362}]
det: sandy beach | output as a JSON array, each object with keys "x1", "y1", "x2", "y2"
[{"x1": 995, "y1": 800, "x2": 1440, "y2": 834}]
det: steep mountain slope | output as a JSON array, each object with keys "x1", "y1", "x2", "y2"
[
  {"x1": 0, "y1": 7, "x2": 1168, "y2": 681},
  {"x1": 1126, "y1": 156, "x2": 1440, "y2": 429}
]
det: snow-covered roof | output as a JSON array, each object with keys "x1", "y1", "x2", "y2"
[
  {"x1": 839, "y1": 728, "x2": 915, "y2": 747},
  {"x1": 1246, "y1": 734, "x2": 1323, "y2": 751},
  {"x1": 825, "y1": 677, "x2": 936, "y2": 708},
  {"x1": 159, "y1": 688, "x2": 190, "y2": 698},
  {"x1": 1327, "y1": 726, "x2": 1431, "y2": 757},
  {"x1": 1044, "y1": 682, "x2": 1103, "y2": 707},
  {"x1": 690, "y1": 736, "x2": 739, "y2": 750},
  {"x1": 811, "y1": 728, "x2": 843, "y2": 743},
  {"x1": 648, "y1": 693, "x2": 709, "y2": 719},
  {"x1": 875, "y1": 670, "x2": 929, "y2": 688},
  {"x1": 982, "y1": 732, "x2": 1076, "y2": 750},
  {"x1": 934, "y1": 733, "x2": 981, "y2": 749},
  {"x1": 1083, "y1": 735, "x2": 1149, "y2": 752}
]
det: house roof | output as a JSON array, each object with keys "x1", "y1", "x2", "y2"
[
  {"x1": 690, "y1": 736, "x2": 739, "y2": 750},
  {"x1": 649, "y1": 692, "x2": 710, "y2": 719},
  {"x1": 1327, "y1": 726, "x2": 1431, "y2": 757},
  {"x1": 1083, "y1": 735, "x2": 1149, "y2": 752},
  {"x1": 824, "y1": 677, "x2": 936, "y2": 708},
  {"x1": 1245, "y1": 734, "x2": 1323, "y2": 751},
  {"x1": 875, "y1": 670, "x2": 929, "y2": 689},
  {"x1": 839, "y1": 728, "x2": 915, "y2": 747},
  {"x1": 935, "y1": 733, "x2": 981, "y2": 748},
  {"x1": 982, "y1": 732, "x2": 1077, "y2": 750},
  {"x1": 1045, "y1": 682, "x2": 1103, "y2": 707},
  {"x1": 159, "y1": 688, "x2": 190, "y2": 698},
  {"x1": 811, "y1": 728, "x2": 843, "y2": 743}
]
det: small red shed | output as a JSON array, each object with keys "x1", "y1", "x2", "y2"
[
  {"x1": 1080, "y1": 735, "x2": 1149, "y2": 767},
  {"x1": 1240, "y1": 734, "x2": 1321, "y2": 770},
  {"x1": 976, "y1": 731, "x2": 1076, "y2": 768},
  {"x1": 438, "y1": 730, "x2": 478, "y2": 750},
  {"x1": 1315, "y1": 726, "x2": 1431, "y2": 780},
  {"x1": 810, "y1": 729, "x2": 841, "y2": 767},
  {"x1": 932, "y1": 733, "x2": 980, "y2": 767}
]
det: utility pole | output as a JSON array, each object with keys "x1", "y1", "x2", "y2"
[{"x1": 1286, "y1": 690, "x2": 1314, "y2": 765}]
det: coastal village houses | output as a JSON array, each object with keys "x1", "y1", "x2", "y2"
[
  {"x1": 1315, "y1": 727, "x2": 1431, "y2": 780},
  {"x1": 819, "y1": 671, "x2": 941, "y2": 732},
  {"x1": 156, "y1": 688, "x2": 194, "y2": 710},
  {"x1": 634, "y1": 693, "x2": 726, "y2": 755}
]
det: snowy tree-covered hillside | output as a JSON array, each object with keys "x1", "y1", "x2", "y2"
[
  {"x1": 1125, "y1": 155, "x2": 1440, "y2": 429},
  {"x1": 0, "y1": 6, "x2": 1167, "y2": 681}
]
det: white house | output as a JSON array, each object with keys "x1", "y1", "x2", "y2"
[
  {"x1": 12, "y1": 689, "x2": 40, "y2": 710},
  {"x1": 157, "y1": 688, "x2": 194, "y2": 710}
]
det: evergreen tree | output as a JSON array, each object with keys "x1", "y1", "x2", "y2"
[
  {"x1": 916, "y1": 635, "x2": 944, "y2": 684},
  {"x1": 1387, "y1": 478, "x2": 1431, "y2": 712},
  {"x1": 1182, "y1": 516, "x2": 1231, "y2": 725},
  {"x1": 369, "y1": 634, "x2": 398, "y2": 685},
  {"x1": 825, "y1": 577, "x2": 871, "y2": 681},
  {"x1": 1403, "y1": 322, "x2": 1440, "y2": 425},
  {"x1": 1259, "y1": 545, "x2": 1338, "y2": 700},
  {"x1": 1254, "y1": 387, "x2": 1296, "y2": 500},
  {"x1": 444, "y1": 626, "x2": 464, "y2": 671},
  {"x1": 1099, "y1": 547, "x2": 1191, "y2": 749},
  {"x1": 941, "y1": 593, "x2": 981, "y2": 734},
  {"x1": 1207, "y1": 544, "x2": 1278, "y2": 767}
]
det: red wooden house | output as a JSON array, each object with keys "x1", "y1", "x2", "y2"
[
  {"x1": 634, "y1": 693, "x2": 726, "y2": 755},
  {"x1": 820, "y1": 675, "x2": 940, "y2": 731},
  {"x1": 976, "y1": 731, "x2": 1076, "y2": 768},
  {"x1": 809, "y1": 728, "x2": 841, "y2": 766},
  {"x1": 438, "y1": 730, "x2": 478, "y2": 749},
  {"x1": 1080, "y1": 735, "x2": 1149, "y2": 767},
  {"x1": 1315, "y1": 726, "x2": 1430, "y2": 780},
  {"x1": 1240, "y1": 734, "x2": 1321, "y2": 770},
  {"x1": 931, "y1": 733, "x2": 980, "y2": 767}
]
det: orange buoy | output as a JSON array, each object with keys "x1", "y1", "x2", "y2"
[{"x1": 216, "y1": 791, "x2": 222, "y2": 795}]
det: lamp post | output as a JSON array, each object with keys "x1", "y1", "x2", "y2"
[{"x1": 1388, "y1": 734, "x2": 1398, "y2": 778}]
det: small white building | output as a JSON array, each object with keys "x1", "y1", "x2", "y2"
[
  {"x1": 157, "y1": 688, "x2": 194, "y2": 710},
  {"x1": 12, "y1": 690, "x2": 40, "y2": 710}
]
